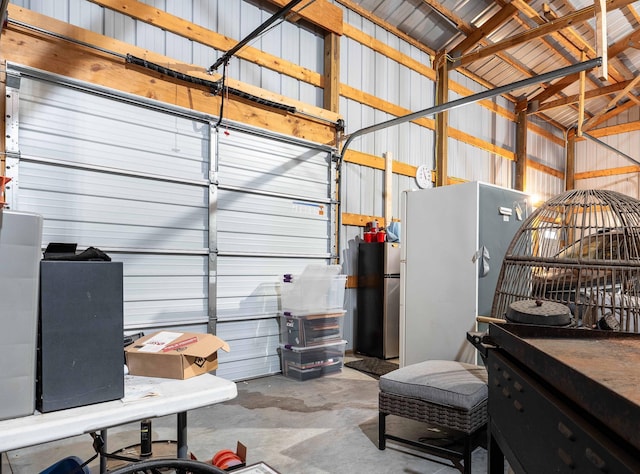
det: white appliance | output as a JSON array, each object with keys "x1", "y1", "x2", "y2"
[{"x1": 400, "y1": 181, "x2": 529, "y2": 366}]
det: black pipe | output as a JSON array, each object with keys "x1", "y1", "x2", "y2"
[
  {"x1": 339, "y1": 58, "x2": 603, "y2": 160},
  {"x1": 208, "y1": 0, "x2": 306, "y2": 73},
  {"x1": 582, "y1": 131, "x2": 640, "y2": 166}
]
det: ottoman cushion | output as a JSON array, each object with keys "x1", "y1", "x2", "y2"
[{"x1": 379, "y1": 360, "x2": 488, "y2": 411}]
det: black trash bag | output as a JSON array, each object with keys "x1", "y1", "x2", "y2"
[{"x1": 43, "y1": 242, "x2": 111, "y2": 261}]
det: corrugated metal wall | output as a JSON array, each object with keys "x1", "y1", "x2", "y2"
[
  {"x1": 575, "y1": 108, "x2": 640, "y2": 198},
  {"x1": 526, "y1": 116, "x2": 566, "y2": 201}
]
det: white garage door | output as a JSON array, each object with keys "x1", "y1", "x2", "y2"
[{"x1": 5, "y1": 65, "x2": 337, "y2": 381}]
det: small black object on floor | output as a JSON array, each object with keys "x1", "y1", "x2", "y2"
[{"x1": 345, "y1": 356, "x2": 398, "y2": 379}]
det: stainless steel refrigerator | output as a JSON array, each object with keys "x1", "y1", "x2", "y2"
[{"x1": 356, "y1": 242, "x2": 401, "y2": 359}]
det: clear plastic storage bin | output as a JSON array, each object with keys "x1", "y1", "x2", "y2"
[
  {"x1": 279, "y1": 340, "x2": 346, "y2": 381},
  {"x1": 281, "y1": 310, "x2": 345, "y2": 347},
  {"x1": 280, "y1": 264, "x2": 346, "y2": 314}
]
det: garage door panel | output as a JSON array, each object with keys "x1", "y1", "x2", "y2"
[
  {"x1": 218, "y1": 166, "x2": 329, "y2": 199},
  {"x1": 218, "y1": 129, "x2": 331, "y2": 199},
  {"x1": 32, "y1": 220, "x2": 206, "y2": 251},
  {"x1": 126, "y1": 275, "x2": 207, "y2": 301},
  {"x1": 217, "y1": 232, "x2": 330, "y2": 256},
  {"x1": 20, "y1": 162, "x2": 206, "y2": 205},
  {"x1": 216, "y1": 295, "x2": 280, "y2": 321},
  {"x1": 215, "y1": 354, "x2": 281, "y2": 381},
  {"x1": 124, "y1": 299, "x2": 209, "y2": 329},
  {"x1": 20, "y1": 79, "x2": 209, "y2": 182},
  {"x1": 22, "y1": 190, "x2": 207, "y2": 231},
  {"x1": 117, "y1": 253, "x2": 209, "y2": 329},
  {"x1": 217, "y1": 256, "x2": 326, "y2": 276},
  {"x1": 18, "y1": 164, "x2": 208, "y2": 250},
  {"x1": 217, "y1": 209, "x2": 328, "y2": 239},
  {"x1": 213, "y1": 319, "x2": 280, "y2": 341},
  {"x1": 119, "y1": 253, "x2": 208, "y2": 276},
  {"x1": 218, "y1": 190, "x2": 328, "y2": 219}
]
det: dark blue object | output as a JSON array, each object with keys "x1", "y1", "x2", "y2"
[{"x1": 39, "y1": 456, "x2": 90, "y2": 474}]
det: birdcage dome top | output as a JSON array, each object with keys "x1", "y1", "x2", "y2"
[
  {"x1": 492, "y1": 189, "x2": 640, "y2": 332},
  {"x1": 508, "y1": 189, "x2": 640, "y2": 261}
]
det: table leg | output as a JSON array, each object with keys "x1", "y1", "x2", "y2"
[
  {"x1": 100, "y1": 429, "x2": 108, "y2": 474},
  {"x1": 177, "y1": 412, "x2": 188, "y2": 458}
]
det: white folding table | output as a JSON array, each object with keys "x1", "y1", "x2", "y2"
[{"x1": 0, "y1": 373, "x2": 237, "y2": 473}]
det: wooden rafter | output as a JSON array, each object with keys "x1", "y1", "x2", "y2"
[
  {"x1": 454, "y1": 0, "x2": 637, "y2": 68},
  {"x1": 537, "y1": 2, "x2": 626, "y2": 83},
  {"x1": 535, "y1": 78, "x2": 639, "y2": 112},
  {"x1": 582, "y1": 75, "x2": 640, "y2": 130},
  {"x1": 449, "y1": 2, "x2": 519, "y2": 57},
  {"x1": 608, "y1": 27, "x2": 640, "y2": 58},
  {"x1": 575, "y1": 100, "x2": 638, "y2": 135},
  {"x1": 421, "y1": 0, "x2": 466, "y2": 29},
  {"x1": 424, "y1": 0, "x2": 537, "y2": 81},
  {"x1": 528, "y1": 73, "x2": 581, "y2": 108},
  {"x1": 595, "y1": 0, "x2": 609, "y2": 81}
]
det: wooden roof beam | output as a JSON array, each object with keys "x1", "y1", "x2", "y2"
[
  {"x1": 453, "y1": 0, "x2": 637, "y2": 68},
  {"x1": 580, "y1": 99, "x2": 637, "y2": 131},
  {"x1": 530, "y1": 26, "x2": 640, "y2": 109},
  {"x1": 535, "y1": 78, "x2": 639, "y2": 112},
  {"x1": 515, "y1": 0, "x2": 627, "y2": 83},
  {"x1": 449, "y1": 2, "x2": 519, "y2": 56},
  {"x1": 582, "y1": 74, "x2": 640, "y2": 130},
  {"x1": 608, "y1": 27, "x2": 640, "y2": 58},
  {"x1": 528, "y1": 73, "x2": 580, "y2": 107},
  {"x1": 421, "y1": 0, "x2": 467, "y2": 30},
  {"x1": 621, "y1": 3, "x2": 640, "y2": 24},
  {"x1": 265, "y1": 0, "x2": 343, "y2": 35}
]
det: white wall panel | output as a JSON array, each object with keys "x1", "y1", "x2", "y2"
[
  {"x1": 577, "y1": 175, "x2": 640, "y2": 198},
  {"x1": 526, "y1": 169, "x2": 564, "y2": 202},
  {"x1": 448, "y1": 139, "x2": 495, "y2": 182}
]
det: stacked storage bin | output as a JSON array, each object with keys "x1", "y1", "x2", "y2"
[{"x1": 279, "y1": 265, "x2": 347, "y2": 381}]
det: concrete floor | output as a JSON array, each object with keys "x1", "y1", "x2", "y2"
[{"x1": 1, "y1": 360, "x2": 492, "y2": 474}]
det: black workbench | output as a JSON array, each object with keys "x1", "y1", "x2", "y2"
[{"x1": 477, "y1": 323, "x2": 640, "y2": 473}]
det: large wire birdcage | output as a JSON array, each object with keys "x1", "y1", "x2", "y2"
[{"x1": 492, "y1": 189, "x2": 640, "y2": 332}]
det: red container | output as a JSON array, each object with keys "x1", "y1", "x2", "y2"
[
  {"x1": 376, "y1": 231, "x2": 386, "y2": 242},
  {"x1": 364, "y1": 232, "x2": 374, "y2": 243}
]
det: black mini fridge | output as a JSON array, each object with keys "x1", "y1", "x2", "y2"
[
  {"x1": 38, "y1": 261, "x2": 124, "y2": 412},
  {"x1": 356, "y1": 242, "x2": 400, "y2": 359}
]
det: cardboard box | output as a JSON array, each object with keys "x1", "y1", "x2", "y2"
[{"x1": 125, "y1": 331, "x2": 230, "y2": 379}]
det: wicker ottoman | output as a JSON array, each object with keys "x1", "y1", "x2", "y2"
[{"x1": 378, "y1": 360, "x2": 488, "y2": 474}]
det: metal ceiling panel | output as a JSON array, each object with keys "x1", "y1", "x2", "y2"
[{"x1": 344, "y1": 0, "x2": 640, "y2": 131}]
